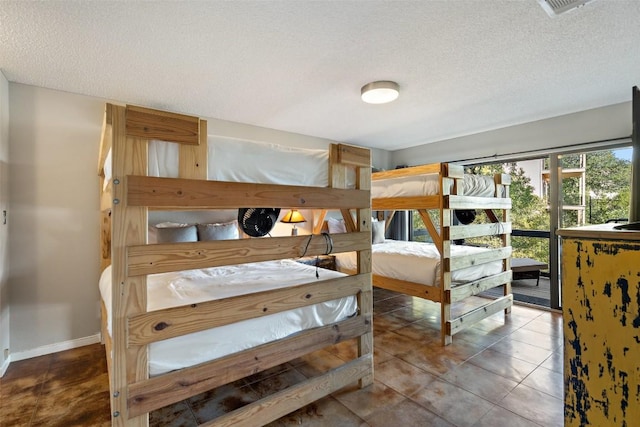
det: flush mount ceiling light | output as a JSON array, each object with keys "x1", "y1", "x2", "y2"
[{"x1": 361, "y1": 81, "x2": 399, "y2": 104}]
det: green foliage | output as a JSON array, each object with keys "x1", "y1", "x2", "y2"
[
  {"x1": 410, "y1": 148, "x2": 632, "y2": 267},
  {"x1": 582, "y1": 151, "x2": 632, "y2": 224},
  {"x1": 468, "y1": 163, "x2": 550, "y2": 263}
]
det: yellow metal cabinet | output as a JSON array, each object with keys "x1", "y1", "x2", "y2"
[{"x1": 558, "y1": 224, "x2": 640, "y2": 427}]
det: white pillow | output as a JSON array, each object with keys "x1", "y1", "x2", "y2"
[
  {"x1": 327, "y1": 217, "x2": 347, "y2": 234},
  {"x1": 150, "y1": 222, "x2": 196, "y2": 244},
  {"x1": 197, "y1": 220, "x2": 239, "y2": 241},
  {"x1": 372, "y1": 220, "x2": 386, "y2": 244},
  {"x1": 156, "y1": 225, "x2": 198, "y2": 243}
]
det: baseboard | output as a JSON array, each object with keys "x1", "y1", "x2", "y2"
[
  {"x1": 10, "y1": 334, "x2": 102, "y2": 362},
  {"x1": 0, "y1": 355, "x2": 10, "y2": 377}
]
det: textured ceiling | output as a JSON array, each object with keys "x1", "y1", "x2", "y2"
[{"x1": 1, "y1": 0, "x2": 639, "y2": 151}]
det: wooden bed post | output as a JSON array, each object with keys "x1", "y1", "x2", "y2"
[
  {"x1": 498, "y1": 174, "x2": 512, "y2": 312},
  {"x1": 110, "y1": 104, "x2": 149, "y2": 427},
  {"x1": 331, "y1": 144, "x2": 374, "y2": 388},
  {"x1": 440, "y1": 164, "x2": 454, "y2": 346},
  {"x1": 356, "y1": 160, "x2": 373, "y2": 388}
]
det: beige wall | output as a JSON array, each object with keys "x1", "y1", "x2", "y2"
[
  {"x1": 6, "y1": 83, "x2": 386, "y2": 356},
  {"x1": 0, "y1": 72, "x2": 9, "y2": 374},
  {"x1": 9, "y1": 84, "x2": 104, "y2": 354},
  {"x1": 391, "y1": 102, "x2": 632, "y2": 166}
]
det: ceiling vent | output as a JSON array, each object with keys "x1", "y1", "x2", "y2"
[{"x1": 537, "y1": 0, "x2": 595, "y2": 17}]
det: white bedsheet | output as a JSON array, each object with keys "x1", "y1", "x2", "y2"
[
  {"x1": 372, "y1": 173, "x2": 499, "y2": 199},
  {"x1": 100, "y1": 259, "x2": 356, "y2": 376},
  {"x1": 335, "y1": 240, "x2": 503, "y2": 287},
  {"x1": 104, "y1": 136, "x2": 355, "y2": 189}
]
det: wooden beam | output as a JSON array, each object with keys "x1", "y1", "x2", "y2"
[
  {"x1": 448, "y1": 246, "x2": 512, "y2": 271},
  {"x1": 417, "y1": 209, "x2": 443, "y2": 251},
  {"x1": 127, "y1": 232, "x2": 370, "y2": 276},
  {"x1": 631, "y1": 86, "x2": 640, "y2": 222},
  {"x1": 313, "y1": 209, "x2": 328, "y2": 234},
  {"x1": 125, "y1": 105, "x2": 200, "y2": 145},
  {"x1": 450, "y1": 270, "x2": 513, "y2": 302},
  {"x1": 100, "y1": 210, "x2": 111, "y2": 272},
  {"x1": 447, "y1": 222, "x2": 512, "y2": 241},
  {"x1": 494, "y1": 173, "x2": 511, "y2": 186},
  {"x1": 372, "y1": 195, "x2": 440, "y2": 210},
  {"x1": 126, "y1": 175, "x2": 370, "y2": 210},
  {"x1": 98, "y1": 103, "x2": 113, "y2": 176},
  {"x1": 201, "y1": 355, "x2": 373, "y2": 427},
  {"x1": 110, "y1": 104, "x2": 149, "y2": 426},
  {"x1": 355, "y1": 162, "x2": 373, "y2": 388},
  {"x1": 484, "y1": 208, "x2": 499, "y2": 223},
  {"x1": 447, "y1": 295, "x2": 513, "y2": 335},
  {"x1": 443, "y1": 163, "x2": 464, "y2": 179},
  {"x1": 127, "y1": 315, "x2": 371, "y2": 417},
  {"x1": 447, "y1": 195, "x2": 511, "y2": 210},
  {"x1": 128, "y1": 274, "x2": 370, "y2": 345},
  {"x1": 372, "y1": 163, "x2": 442, "y2": 180},
  {"x1": 341, "y1": 209, "x2": 357, "y2": 232},
  {"x1": 372, "y1": 273, "x2": 441, "y2": 302},
  {"x1": 178, "y1": 119, "x2": 208, "y2": 179},
  {"x1": 336, "y1": 143, "x2": 371, "y2": 167}
]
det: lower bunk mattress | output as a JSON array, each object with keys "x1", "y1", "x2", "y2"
[
  {"x1": 99, "y1": 259, "x2": 356, "y2": 376},
  {"x1": 335, "y1": 240, "x2": 503, "y2": 287}
]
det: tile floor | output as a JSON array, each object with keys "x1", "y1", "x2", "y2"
[{"x1": 0, "y1": 288, "x2": 564, "y2": 426}]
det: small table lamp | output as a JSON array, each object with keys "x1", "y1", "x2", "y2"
[{"x1": 281, "y1": 209, "x2": 306, "y2": 236}]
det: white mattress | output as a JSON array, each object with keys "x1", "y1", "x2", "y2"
[
  {"x1": 104, "y1": 136, "x2": 355, "y2": 188},
  {"x1": 100, "y1": 259, "x2": 356, "y2": 376},
  {"x1": 335, "y1": 240, "x2": 503, "y2": 287},
  {"x1": 372, "y1": 173, "x2": 499, "y2": 199}
]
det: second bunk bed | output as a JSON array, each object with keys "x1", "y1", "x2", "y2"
[{"x1": 337, "y1": 163, "x2": 513, "y2": 345}]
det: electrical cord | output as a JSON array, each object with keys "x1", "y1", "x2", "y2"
[{"x1": 300, "y1": 232, "x2": 334, "y2": 279}]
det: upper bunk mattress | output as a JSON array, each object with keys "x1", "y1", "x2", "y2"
[
  {"x1": 335, "y1": 240, "x2": 503, "y2": 287},
  {"x1": 100, "y1": 259, "x2": 356, "y2": 376},
  {"x1": 372, "y1": 173, "x2": 499, "y2": 199},
  {"x1": 103, "y1": 136, "x2": 355, "y2": 188}
]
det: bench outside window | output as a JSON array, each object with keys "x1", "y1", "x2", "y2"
[{"x1": 511, "y1": 257, "x2": 549, "y2": 286}]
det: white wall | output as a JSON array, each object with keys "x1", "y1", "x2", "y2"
[
  {"x1": 391, "y1": 102, "x2": 632, "y2": 166},
  {"x1": 0, "y1": 72, "x2": 10, "y2": 375},
  {"x1": 6, "y1": 83, "x2": 385, "y2": 357}
]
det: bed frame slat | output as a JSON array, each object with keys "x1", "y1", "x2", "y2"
[
  {"x1": 371, "y1": 272, "x2": 441, "y2": 302},
  {"x1": 372, "y1": 163, "x2": 442, "y2": 180},
  {"x1": 178, "y1": 119, "x2": 207, "y2": 179},
  {"x1": 200, "y1": 355, "x2": 373, "y2": 427},
  {"x1": 127, "y1": 314, "x2": 372, "y2": 418},
  {"x1": 450, "y1": 270, "x2": 514, "y2": 302},
  {"x1": 128, "y1": 273, "x2": 370, "y2": 345},
  {"x1": 373, "y1": 195, "x2": 440, "y2": 210},
  {"x1": 447, "y1": 246, "x2": 512, "y2": 271},
  {"x1": 446, "y1": 294, "x2": 513, "y2": 335},
  {"x1": 125, "y1": 105, "x2": 200, "y2": 145},
  {"x1": 336, "y1": 143, "x2": 371, "y2": 167},
  {"x1": 447, "y1": 195, "x2": 511, "y2": 209},
  {"x1": 127, "y1": 232, "x2": 370, "y2": 276},
  {"x1": 447, "y1": 222, "x2": 512, "y2": 241},
  {"x1": 126, "y1": 175, "x2": 370, "y2": 210}
]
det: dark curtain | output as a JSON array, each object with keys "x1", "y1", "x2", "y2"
[{"x1": 388, "y1": 210, "x2": 409, "y2": 241}]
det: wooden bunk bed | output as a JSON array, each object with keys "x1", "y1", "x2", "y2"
[
  {"x1": 97, "y1": 103, "x2": 373, "y2": 426},
  {"x1": 338, "y1": 163, "x2": 512, "y2": 345}
]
